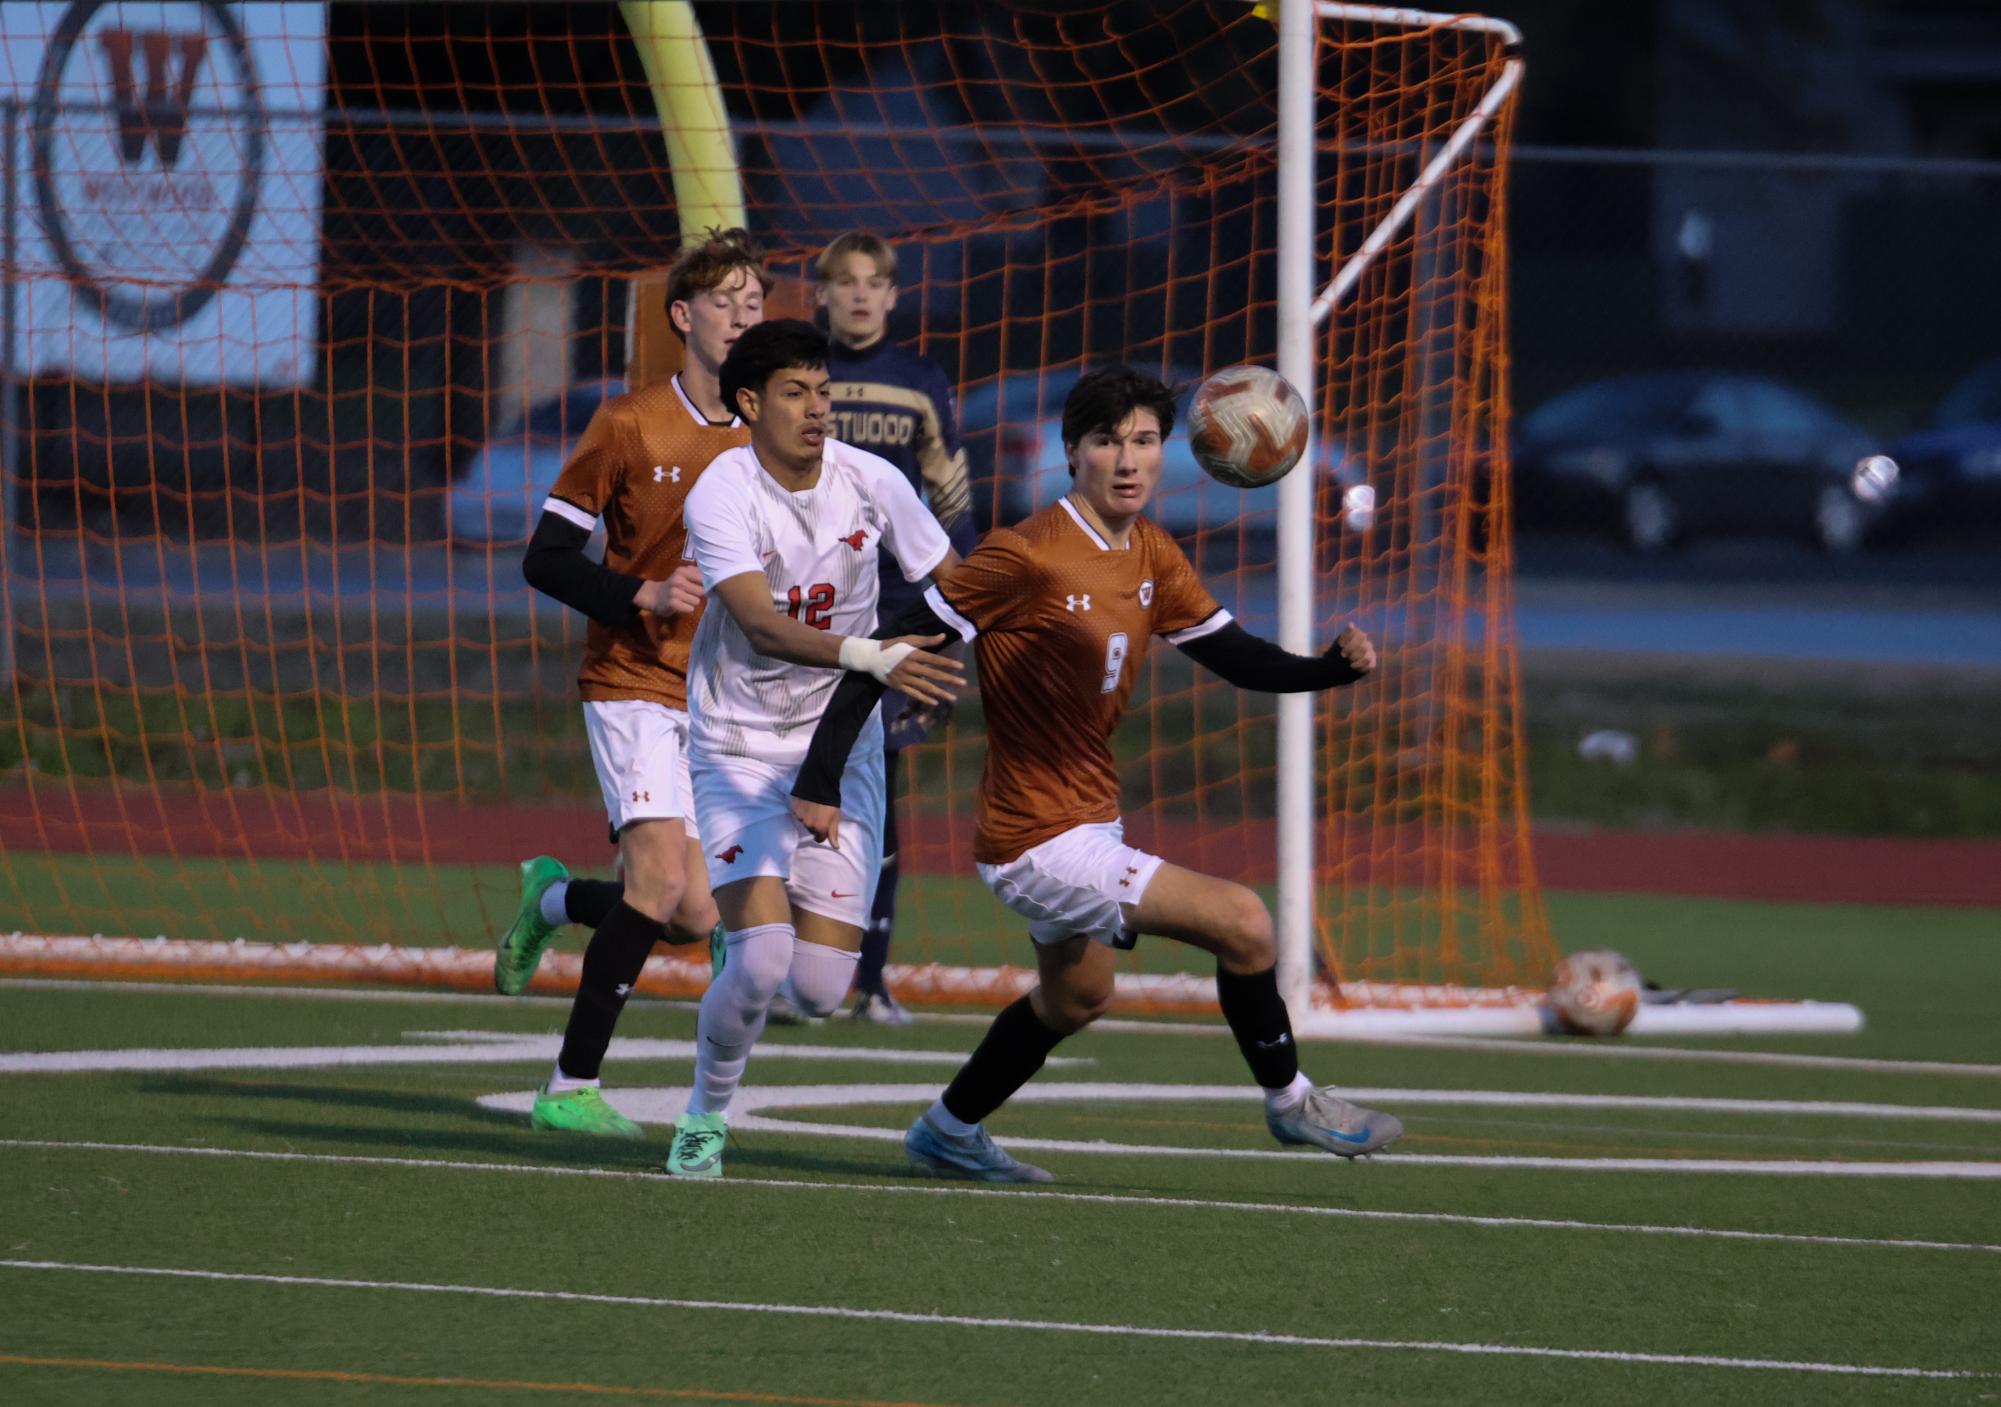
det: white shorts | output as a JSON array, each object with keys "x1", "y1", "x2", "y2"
[
  {"x1": 690, "y1": 750, "x2": 885, "y2": 929},
  {"x1": 584, "y1": 700, "x2": 696, "y2": 839},
  {"x1": 976, "y1": 820, "x2": 1166, "y2": 949}
]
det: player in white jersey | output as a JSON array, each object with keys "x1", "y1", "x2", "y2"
[{"x1": 666, "y1": 318, "x2": 964, "y2": 1178}]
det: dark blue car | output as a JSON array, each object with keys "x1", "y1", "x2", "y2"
[{"x1": 1512, "y1": 372, "x2": 1881, "y2": 554}]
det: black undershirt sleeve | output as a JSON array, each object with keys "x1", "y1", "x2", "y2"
[
  {"x1": 1176, "y1": 620, "x2": 1365, "y2": 692},
  {"x1": 521, "y1": 508, "x2": 646, "y2": 627},
  {"x1": 792, "y1": 592, "x2": 960, "y2": 808}
]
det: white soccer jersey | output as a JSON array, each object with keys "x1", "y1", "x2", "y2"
[{"x1": 683, "y1": 437, "x2": 951, "y2": 766}]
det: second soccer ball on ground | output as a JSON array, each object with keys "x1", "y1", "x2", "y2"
[
  {"x1": 1186, "y1": 364, "x2": 1311, "y2": 489},
  {"x1": 1546, "y1": 948, "x2": 1643, "y2": 1036}
]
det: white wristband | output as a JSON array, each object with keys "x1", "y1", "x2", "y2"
[{"x1": 838, "y1": 635, "x2": 916, "y2": 684}]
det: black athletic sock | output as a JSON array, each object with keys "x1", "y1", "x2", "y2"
[
  {"x1": 564, "y1": 878, "x2": 624, "y2": 928},
  {"x1": 1216, "y1": 964, "x2": 1300, "y2": 1090},
  {"x1": 856, "y1": 853, "x2": 896, "y2": 990},
  {"x1": 940, "y1": 995, "x2": 1068, "y2": 1126},
  {"x1": 555, "y1": 900, "x2": 662, "y2": 1082},
  {"x1": 857, "y1": 751, "x2": 902, "y2": 991}
]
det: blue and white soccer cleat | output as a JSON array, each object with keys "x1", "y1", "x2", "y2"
[
  {"x1": 904, "y1": 1113, "x2": 1054, "y2": 1184},
  {"x1": 1267, "y1": 1086, "x2": 1403, "y2": 1158}
]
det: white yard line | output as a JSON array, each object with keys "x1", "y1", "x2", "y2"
[
  {"x1": 2, "y1": 1138, "x2": 1996, "y2": 1254},
  {"x1": 0, "y1": 1258, "x2": 1981, "y2": 1380},
  {"x1": 474, "y1": 1081, "x2": 2001, "y2": 1178},
  {"x1": 1369, "y1": 1032, "x2": 2001, "y2": 1079},
  {"x1": 0, "y1": 976, "x2": 591, "y2": 1010},
  {"x1": 7, "y1": 975, "x2": 1999, "y2": 1079},
  {"x1": 0, "y1": 1040, "x2": 1090, "y2": 1076}
]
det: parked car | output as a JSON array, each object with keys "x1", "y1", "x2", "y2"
[
  {"x1": 966, "y1": 366, "x2": 1365, "y2": 541},
  {"x1": 447, "y1": 379, "x2": 622, "y2": 547},
  {"x1": 1878, "y1": 359, "x2": 2001, "y2": 537},
  {"x1": 1512, "y1": 372, "x2": 1881, "y2": 553}
]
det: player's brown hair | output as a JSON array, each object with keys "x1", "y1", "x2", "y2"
[
  {"x1": 1061, "y1": 366, "x2": 1178, "y2": 461},
  {"x1": 815, "y1": 231, "x2": 898, "y2": 284},
  {"x1": 664, "y1": 227, "x2": 772, "y2": 326}
]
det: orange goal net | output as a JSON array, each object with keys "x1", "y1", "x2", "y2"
[{"x1": 0, "y1": 1, "x2": 1551, "y2": 1014}]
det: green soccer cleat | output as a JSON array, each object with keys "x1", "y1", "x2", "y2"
[
  {"x1": 495, "y1": 855, "x2": 569, "y2": 995},
  {"x1": 666, "y1": 1110, "x2": 728, "y2": 1178},
  {"x1": 709, "y1": 921, "x2": 728, "y2": 980},
  {"x1": 530, "y1": 1084, "x2": 642, "y2": 1139}
]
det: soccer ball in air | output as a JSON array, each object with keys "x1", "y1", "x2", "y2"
[
  {"x1": 1545, "y1": 948, "x2": 1643, "y2": 1036},
  {"x1": 1186, "y1": 365, "x2": 1310, "y2": 489}
]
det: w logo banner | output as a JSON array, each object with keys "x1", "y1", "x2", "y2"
[
  {"x1": 97, "y1": 27, "x2": 209, "y2": 168},
  {"x1": 8, "y1": 0, "x2": 324, "y2": 383}
]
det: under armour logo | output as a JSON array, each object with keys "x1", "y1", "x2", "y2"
[
  {"x1": 1119, "y1": 878, "x2": 1131, "y2": 888},
  {"x1": 716, "y1": 844, "x2": 744, "y2": 864},
  {"x1": 1124, "y1": 866, "x2": 1139, "y2": 876},
  {"x1": 838, "y1": 529, "x2": 866, "y2": 552},
  {"x1": 1066, "y1": 594, "x2": 1092, "y2": 612},
  {"x1": 630, "y1": 789, "x2": 650, "y2": 803},
  {"x1": 614, "y1": 982, "x2": 633, "y2": 997},
  {"x1": 653, "y1": 464, "x2": 682, "y2": 484}
]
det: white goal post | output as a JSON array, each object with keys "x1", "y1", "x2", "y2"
[{"x1": 1275, "y1": 0, "x2": 1526, "y2": 1020}]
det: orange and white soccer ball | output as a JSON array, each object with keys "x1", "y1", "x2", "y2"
[
  {"x1": 1186, "y1": 365, "x2": 1310, "y2": 489},
  {"x1": 1546, "y1": 948, "x2": 1643, "y2": 1036}
]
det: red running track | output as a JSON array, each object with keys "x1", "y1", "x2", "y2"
[{"x1": 2, "y1": 788, "x2": 1996, "y2": 908}]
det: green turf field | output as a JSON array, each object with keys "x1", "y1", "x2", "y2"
[{"x1": 1, "y1": 891, "x2": 1997, "y2": 1404}]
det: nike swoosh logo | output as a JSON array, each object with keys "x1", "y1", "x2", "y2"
[
  {"x1": 1312, "y1": 1124, "x2": 1376, "y2": 1145},
  {"x1": 830, "y1": 890, "x2": 856, "y2": 899}
]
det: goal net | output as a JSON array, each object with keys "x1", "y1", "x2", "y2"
[{"x1": 0, "y1": 1, "x2": 1551, "y2": 1013}]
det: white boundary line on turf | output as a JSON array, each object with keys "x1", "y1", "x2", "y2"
[
  {"x1": 0, "y1": 1040, "x2": 1088, "y2": 1077},
  {"x1": 0, "y1": 1258, "x2": 1980, "y2": 1380},
  {"x1": 0, "y1": 976, "x2": 614, "y2": 1011},
  {"x1": 1372, "y1": 1033, "x2": 2001, "y2": 1080},
  {"x1": 473, "y1": 1083, "x2": 2001, "y2": 1179},
  {"x1": 2, "y1": 1138, "x2": 1996, "y2": 1256},
  {"x1": 7, "y1": 976, "x2": 1999, "y2": 1080}
]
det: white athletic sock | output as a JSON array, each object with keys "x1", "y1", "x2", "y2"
[
  {"x1": 688, "y1": 923, "x2": 793, "y2": 1115},
  {"x1": 545, "y1": 1061, "x2": 597, "y2": 1094},
  {"x1": 539, "y1": 881, "x2": 570, "y2": 926},
  {"x1": 784, "y1": 937, "x2": 860, "y2": 1018},
  {"x1": 1264, "y1": 1070, "x2": 1314, "y2": 1114},
  {"x1": 926, "y1": 1098, "x2": 979, "y2": 1137}
]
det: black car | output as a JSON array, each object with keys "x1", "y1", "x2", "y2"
[
  {"x1": 1879, "y1": 360, "x2": 2001, "y2": 538},
  {"x1": 1513, "y1": 372, "x2": 1880, "y2": 553}
]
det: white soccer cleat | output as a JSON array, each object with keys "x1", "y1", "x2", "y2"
[
  {"x1": 1267, "y1": 1086, "x2": 1403, "y2": 1158},
  {"x1": 904, "y1": 1114, "x2": 1053, "y2": 1184}
]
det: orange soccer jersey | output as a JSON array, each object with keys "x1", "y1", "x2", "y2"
[
  {"x1": 932, "y1": 498, "x2": 1230, "y2": 864},
  {"x1": 546, "y1": 377, "x2": 749, "y2": 709}
]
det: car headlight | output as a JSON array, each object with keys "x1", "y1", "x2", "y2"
[{"x1": 1342, "y1": 483, "x2": 1376, "y2": 532}]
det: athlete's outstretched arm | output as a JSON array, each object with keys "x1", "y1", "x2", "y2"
[
  {"x1": 707, "y1": 571, "x2": 962, "y2": 702},
  {"x1": 521, "y1": 509, "x2": 701, "y2": 621},
  {"x1": 1177, "y1": 620, "x2": 1376, "y2": 692}
]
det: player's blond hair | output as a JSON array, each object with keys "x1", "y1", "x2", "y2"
[{"x1": 815, "y1": 231, "x2": 898, "y2": 284}]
